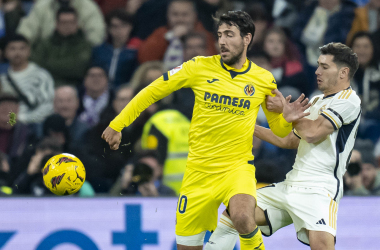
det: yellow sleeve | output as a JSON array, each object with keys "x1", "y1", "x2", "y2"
[
  {"x1": 109, "y1": 59, "x2": 196, "y2": 132},
  {"x1": 260, "y1": 75, "x2": 292, "y2": 138}
]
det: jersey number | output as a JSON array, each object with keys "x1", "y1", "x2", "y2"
[{"x1": 178, "y1": 195, "x2": 188, "y2": 214}]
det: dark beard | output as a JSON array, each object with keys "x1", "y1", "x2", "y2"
[{"x1": 222, "y1": 48, "x2": 244, "y2": 67}]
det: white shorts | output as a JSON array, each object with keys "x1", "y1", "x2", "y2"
[{"x1": 257, "y1": 182, "x2": 338, "y2": 245}]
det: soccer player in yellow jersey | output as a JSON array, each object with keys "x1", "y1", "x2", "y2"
[{"x1": 102, "y1": 11, "x2": 310, "y2": 250}]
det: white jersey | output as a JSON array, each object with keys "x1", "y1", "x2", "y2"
[{"x1": 284, "y1": 87, "x2": 361, "y2": 201}]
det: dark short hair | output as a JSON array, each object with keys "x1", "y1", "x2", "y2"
[
  {"x1": 56, "y1": 6, "x2": 77, "y2": 21},
  {"x1": 214, "y1": 11, "x2": 255, "y2": 49},
  {"x1": 4, "y1": 34, "x2": 29, "y2": 48},
  {"x1": 319, "y1": 43, "x2": 359, "y2": 79},
  {"x1": 106, "y1": 9, "x2": 133, "y2": 26},
  {"x1": 0, "y1": 95, "x2": 19, "y2": 105}
]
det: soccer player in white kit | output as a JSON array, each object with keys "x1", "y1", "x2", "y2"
[{"x1": 204, "y1": 43, "x2": 361, "y2": 250}]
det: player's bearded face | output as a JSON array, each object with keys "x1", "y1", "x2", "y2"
[
  {"x1": 218, "y1": 24, "x2": 245, "y2": 66},
  {"x1": 315, "y1": 55, "x2": 339, "y2": 92}
]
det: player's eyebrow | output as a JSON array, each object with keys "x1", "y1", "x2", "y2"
[
  {"x1": 217, "y1": 30, "x2": 235, "y2": 35},
  {"x1": 317, "y1": 61, "x2": 329, "y2": 67}
]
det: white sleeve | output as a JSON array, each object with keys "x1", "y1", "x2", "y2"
[{"x1": 321, "y1": 90, "x2": 361, "y2": 130}]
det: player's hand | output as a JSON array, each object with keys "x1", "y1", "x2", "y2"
[
  {"x1": 266, "y1": 89, "x2": 288, "y2": 113},
  {"x1": 281, "y1": 91, "x2": 311, "y2": 123},
  {"x1": 101, "y1": 126, "x2": 122, "y2": 150}
]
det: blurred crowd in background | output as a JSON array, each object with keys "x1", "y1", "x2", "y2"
[{"x1": 0, "y1": 0, "x2": 379, "y2": 197}]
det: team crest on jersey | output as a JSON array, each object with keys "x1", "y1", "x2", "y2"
[
  {"x1": 170, "y1": 65, "x2": 183, "y2": 76},
  {"x1": 244, "y1": 84, "x2": 255, "y2": 96},
  {"x1": 318, "y1": 104, "x2": 327, "y2": 115}
]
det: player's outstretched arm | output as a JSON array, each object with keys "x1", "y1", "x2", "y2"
[
  {"x1": 102, "y1": 59, "x2": 196, "y2": 150},
  {"x1": 254, "y1": 125, "x2": 300, "y2": 149},
  {"x1": 292, "y1": 115, "x2": 335, "y2": 144}
]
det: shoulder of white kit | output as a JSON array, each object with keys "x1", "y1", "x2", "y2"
[{"x1": 333, "y1": 87, "x2": 361, "y2": 105}]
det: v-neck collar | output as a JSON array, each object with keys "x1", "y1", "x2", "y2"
[{"x1": 220, "y1": 58, "x2": 251, "y2": 79}]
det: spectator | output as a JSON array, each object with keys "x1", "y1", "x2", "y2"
[
  {"x1": 17, "y1": 0, "x2": 105, "y2": 47},
  {"x1": 110, "y1": 151, "x2": 176, "y2": 196},
  {"x1": 0, "y1": 95, "x2": 38, "y2": 185},
  {"x1": 78, "y1": 66, "x2": 113, "y2": 128},
  {"x1": 347, "y1": 0, "x2": 380, "y2": 44},
  {"x1": 12, "y1": 140, "x2": 61, "y2": 196},
  {"x1": 183, "y1": 32, "x2": 207, "y2": 61},
  {"x1": 79, "y1": 85, "x2": 134, "y2": 192},
  {"x1": 31, "y1": 7, "x2": 92, "y2": 87},
  {"x1": 0, "y1": 35, "x2": 54, "y2": 124},
  {"x1": 8, "y1": 113, "x2": 69, "y2": 186},
  {"x1": 344, "y1": 149, "x2": 370, "y2": 195},
  {"x1": 129, "y1": 61, "x2": 164, "y2": 89},
  {"x1": 140, "y1": 108, "x2": 190, "y2": 195},
  {"x1": 263, "y1": 27, "x2": 309, "y2": 95},
  {"x1": 293, "y1": 0, "x2": 356, "y2": 82},
  {"x1": 0, "y1": 95, "x2": 35, "y2": 162},
  {"x1": 54, "y1": 86, "x2": 90, "y2": 149},
  {"x1": 42, "y1": 114, "x2": 71, "y2": 153},
  {"x1": 350, "y1": 32, "x2": 380, "y2": 122},
  {"x1": 245, "y1": 3, "x2": 271, "y2": 53},
  {"x1": 138, "y1": 0, "x2": 217, "y2": 71},
  {"x1": 92, "y1": 9, "x2": 138, "y2": 88},
  {"x1": 94, "y1": 0, "x2": 127, "y2": 16},
  {"x1": 112, "y1": 84, "x2": 134, "y2": 116},
  {"x1": 0, "y1": 0, "x2": 25, "y2": 38},
  {"x1": 361, "y1": 152, "x2": 380, "y2": 195},
  {"x1": 12, "y1": 138, "x2": 95, "y2": 196}
]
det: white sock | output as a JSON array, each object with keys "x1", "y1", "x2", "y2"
[{"x1": 204, "y1": 214, "x2": 239, "y2": 250}]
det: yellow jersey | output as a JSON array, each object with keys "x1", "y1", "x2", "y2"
[{"x1": 110, "y1": 55, "x2": 292, "y2": 173}]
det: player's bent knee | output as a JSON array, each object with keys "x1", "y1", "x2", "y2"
[
  {"x1": 230, "y1": 212, "x2": 256, "y2": 234},
  {"x1": 176, "y1": 231, "x2": 206, "y2": 247}
]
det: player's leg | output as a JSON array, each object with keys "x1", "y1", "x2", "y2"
[
  {"x1": 285, "y1": 185, "x2": 338, "y2": 248},
  {"x1": 205, "y1": 183, "x2": 292, "y2": 250},
  {"x1": 215, "y1": 165, "x2": 265, "y2": 250},
  {"x1": 307, "y1": 230, "x2": 335, "y2": 250},
  {"x1": 228, "y1": 193, "x2": 265, "y2": 250},
  {"x1": 205, "y1": 206, "x2": 268, "y2": 250},
  {"x1": 176, "y1": 167, "x2": 220, "y2": 249},
  {"x1": 204, "y1": 210, "x2": 239, "y2": 250}
]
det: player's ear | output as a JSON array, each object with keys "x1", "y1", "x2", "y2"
[
  {"x1": 339, "y1": 67, "x2": 349, "y2": 79},
  {"x1": 244, "y1": 33, "x2": 252, "y2": 47}
]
